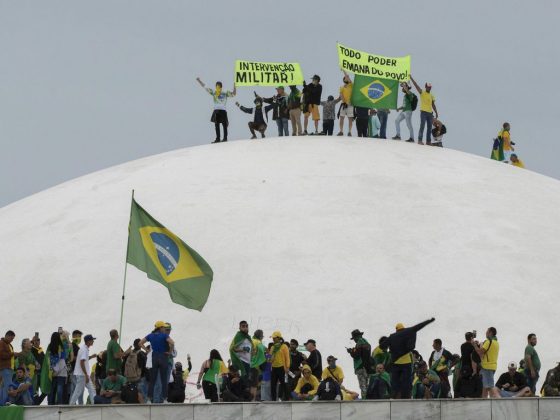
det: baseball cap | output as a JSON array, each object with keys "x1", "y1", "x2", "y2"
[
  {"x1": 304, "y1": 339, "x2": 316, "y2": 345},
  {"x1": 154, "y1": 320, "x2": 166, "y2": 328},
  {"x1": 84, "y1": 334, "x2": 96, "y2": 342},
  {"x1": 271, "y1": 331, "x2": 282, "y2": 339},
  {"x1": 302, "y1": 364, "x2": 312, "y2": 372},
  {"x1": 327, "y1": 355, "x2": 337, "y2": 362},
  {"x1": 508, "y1": 361, "x2": 517, "y2": 369},
  {"x1": 164, "y1": 323, "x2": 172, "y2": 330},
  {"x1": 395, "y1": 323, "x2": 405, "y2": 330},
  {"x1": 312, "y1": 74, "x2": 321, "y2": 81},
  {"x1": 276, "y1": 85, "x2": 284, "y2": 90}
]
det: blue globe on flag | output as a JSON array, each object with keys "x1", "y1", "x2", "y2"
[
  {"x1": 368, "y1": 83, "x2": 386, "y2": 100},
  {"x1": 151, "y1": 232, "x2": 180, "y2": 275}
]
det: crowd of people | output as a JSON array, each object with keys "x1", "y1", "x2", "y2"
[
  {"x1": 196, "y1": 73, "x2": 526, "y2": 168},
  {"x1": 2, "y1": 319, "x2": 559, "y2": 406},
  {"x1": 196, "y1": 73, "x2": 447, "y2": 146}
]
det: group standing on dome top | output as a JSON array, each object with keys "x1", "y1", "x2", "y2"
[{"x1": 196, "y1": 74, "x2": 525, "y2": 168}]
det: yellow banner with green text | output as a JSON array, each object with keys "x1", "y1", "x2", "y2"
[
  {"x1": 337, "y1": 42, "x2": 410, "y2": 82},
  {"x1": 234, "y1": 60, "x2": 304, "y2": 86}
]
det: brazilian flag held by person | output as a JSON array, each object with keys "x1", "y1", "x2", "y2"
[
  {"x1": 351, "y1": 75, "x2": 399, "y2": 109},
  {"x1": 127, "y1": 199, "x2": 213, "y2": 311}
]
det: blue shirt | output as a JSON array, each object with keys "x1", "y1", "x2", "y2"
[{"x1": 145, "y1": 333, "x2": 170, "y2": 353}]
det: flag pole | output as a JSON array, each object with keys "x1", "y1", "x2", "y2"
[{"x1": 119, "y1": 189, "x2": 135, "y2": 346}]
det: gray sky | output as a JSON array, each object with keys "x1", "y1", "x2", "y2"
[{"x1": 1, "y1": 0, "x2": 559, "y2": 208}]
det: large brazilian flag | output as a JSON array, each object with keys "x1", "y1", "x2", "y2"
[
  {"x1": 127, "y1": 199, "x2": 213, "y2": 311},
  {"x1": 351, "y1": 74, "x2": 398, "y2": 109}
]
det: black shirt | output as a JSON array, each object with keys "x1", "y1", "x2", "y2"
[
  {"x1": 460, "y1": 342, "x2": 481, "y2": 368},
  {"x1": 496, "y1": 371, "x2": 527, "y2": 390},
  {"x1": 307, "y1": 349, "x2": 322, "y2": 380},
  {"x1": 290, "y1": 351, "x2": 305, "y2": 374}
]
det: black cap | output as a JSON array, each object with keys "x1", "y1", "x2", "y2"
[
  {"x1": 350, "y1": 329, "x2": 364, "y2": 339},
  {"x1": 84, "y1": 334, "x2": 96, "y2": 342},
  {"x1": 312, "y1": 75, "x2": 321, "y2": 81},
  {"x1": 304, "y1": 339, "x2": 316, "y2": 345}
]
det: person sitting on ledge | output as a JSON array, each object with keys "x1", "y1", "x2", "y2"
[
  {"x1": 94, "y1": 369, "x2": 126, "y2": 404},
  {"x1": 291, "y1": 365, "x2": 319, "y2": 400},
  {"x1": 492, "y1": 361, "x2": 531, "y2": 398}
]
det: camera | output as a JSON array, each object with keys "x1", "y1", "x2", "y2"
[{"x1": 472, "y1": 330, "x2": 477, "y2": 338}]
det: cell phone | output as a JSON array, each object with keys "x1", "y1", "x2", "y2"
[
  {"x1": 58, "y1": 327, "x2": 63, "y2": 334},
  {"x1": 34, "y1": 332, "x2": 39, "y2": 338}
]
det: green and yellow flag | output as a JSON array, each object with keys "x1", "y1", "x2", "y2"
[
  {"x1": 351, "y1": 75, "x2": 398, "y2": 110},
  {"x1": 127, "y1": 199, "x2": 213, "y2": 311}
]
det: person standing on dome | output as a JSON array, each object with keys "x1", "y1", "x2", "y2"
[
  {"x1": 380, "y1": 317, "x2": 435, "y2": 399},
  {"x1": 139, "y1": 321, "x2": 174, "y2": 403},
  {"x1": 410, "y1": 75, "x2": 438, "y2": 145},
  {"x1": 229, "y1": 320, "x2": 253, "y2": 382},
  {"x1": 302, "y1": 75, "x2": 322, "y2": 135},
  {"x1": 347, "y1": 329, "x2": 371, "y2": 398},
  {"x1": 392, "y1": 83, "x2": 415, "y2": 142},
  {"x1": 337, "y1": 71, "x2": 354, "y2": 136},
  {"x1": 196, "y1": 77, "x2": 236, "y2": 143}
]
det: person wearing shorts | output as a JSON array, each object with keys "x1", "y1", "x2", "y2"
[
  {"x1": 302, "y1": 75, "x2": 322, "y2": 135},
  {"x1": 474, "y1": 327, "x2": 500, "y2": 398},
  {"x1": 338, "y1": 71, "x2": 354, "y2": 136}
]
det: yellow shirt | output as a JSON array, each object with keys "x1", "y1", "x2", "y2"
[
  {"x1": 294, "y1": 374, "x2": 320, "y2": 395},
  {"x1": 394, "y1": 352, "x2": 413, "y2": 365},
  {"x1": 512, "y1": 160, "x2": 525, "y2": 168},
  {"x1": 340, "y1": 83, "x2": 353, "y2": 104},
  {"x1": 481, "y1": 338, "x2": 499, "y2": 370},
  {"x1": 271, "y1": 344, "x2": 290, "y2": 370},
  {"x1": 321, "y1": 366, "x2": 344, "y2": 382},
  {"x1": 499, "y1": 129, "x2": 512, "y2": 151},
  {"x1": 420, "y1": 91, "x2": 435, "y2": 113}
]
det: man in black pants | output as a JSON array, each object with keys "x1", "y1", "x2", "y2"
[
  {"x1": 381, "y1": 318, "x2": 435, "y2": 399},
  {"x1": 196, "y1": 77, "x2": 236, "y2": 143}
]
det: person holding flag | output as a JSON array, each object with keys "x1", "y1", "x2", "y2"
[{"x1": 229, "y1": 321, "x2": 253, "y2": 382}]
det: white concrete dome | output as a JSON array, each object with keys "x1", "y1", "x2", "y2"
[{"x1": 1, "y1": 138, "x2": 559, "y2": 394}]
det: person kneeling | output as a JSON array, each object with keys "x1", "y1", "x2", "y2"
[
  {"x1": 94, "y1": 369, "x2": 127, "y2": 404},
  {"x1": 291, "y1": 365, "x2": 319, "y2": 401},
  {"x1": 492, "y1": 362, "x2": 531, "y2": 398}
]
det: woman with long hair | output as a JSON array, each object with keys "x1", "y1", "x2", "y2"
[
  {"x1": 196, "y1": 349, "x2": 228, "y2": 402},
  {"x1": 43, "y1": 332, "x2": 69, "y2": 405}
]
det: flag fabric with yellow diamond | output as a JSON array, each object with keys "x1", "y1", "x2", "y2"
[
  {"x1": 127, "y1": 199, "x2": 213, "y2": 311},
  {"x1": 351, "y1": 75, "x2": 398, "y2": 109}
]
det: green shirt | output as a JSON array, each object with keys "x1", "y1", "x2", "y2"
[
  {"x1": 101, "y1": 375, "x2": 126, "y2": 392},
  {"x1": 106, "y1": 340, "x2": 122, "y2": 374},
  {"x1": 353, "y1": 337, "x2": 370, "y2": 372},
  {"x1": 525, "y1": 345, "x2": 541, "y2": 372},
  {"x1": 402, "y1": 92, "x2": 414, "y2": 112}
]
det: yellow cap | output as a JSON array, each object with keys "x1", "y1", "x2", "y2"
[
  {"x1": 271, "y1": 331, "x2": 282, "y2": 339},
  {"x1": 154, "y1": 321, "x2": 166, "y2": 328},
  {"x1": 395, "y1": 323, "x2": 405, "y2": 330},
  {"x1": 302, "y1": 364, "x2": 311, "y2": 372}
]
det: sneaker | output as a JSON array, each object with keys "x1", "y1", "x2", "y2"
[
  {"x1": 392, "y1": 135, "x2": 401, "y2": 140},
  {"x1": 314, "y1": 131, "x2": 319, "y2": 135},
  {"x1": 337, "y1": 132, "x2": 344, "y2": 136},
  {"x1": 250, "y1": 135, "x2": 257, "y2": 139},
  {"x1": 261, "y1": 133, "x2": 266, "y2": 138},
  {"x1": 212, "y1": 139, "x2": 221, "y2": 143},
  {"x1": 309, "y1": 132, "x2": 315, "y2": 136},
  {"x1": 406, "y1": 138, "x2": 414, "y2": 142},
  {"x1": 303, "y1": 131, "x2": 309, "y2": 135},
  {"x1": 347, "y1": 132, "x2": 352, "y2": 137},
  {"x1": 222, "y1": 139, "x2": 228, "y2": 142},
  {"x1": 417, "y1": 140, "x2": 424, "y2": 145}
]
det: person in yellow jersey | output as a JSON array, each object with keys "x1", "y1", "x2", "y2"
[
  {"x1": 380, "y1": 318, "x2": 435, "y2": 399},
  {"x1": 320, "y1": 355, "x2": 359, "y2": 400},
  {"x1": 510, "y1": 154, "x2": 525, "y2": 168},
  {"x1": 410, "y1": 76, "x2": 439, "y2": 145},
  {"x1": 291, "y1": 365, "x2": 319, "y2": 400},
  {"x1": 337, "y1": 71, "x2": 354, "y2": 136},
  {"x1": 498, "y1": 122, "x2": 516, "y2": 163},
  {"x1": 269, "y1": 331, "x2": 290, "y2": 401},
  {"x1": 474, "y1": 327, "x2": 500, "y2": 398}
]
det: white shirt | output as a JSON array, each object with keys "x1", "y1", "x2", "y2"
[{"x1": 73, "y1": 344, "x2": 90, "y2": 376}]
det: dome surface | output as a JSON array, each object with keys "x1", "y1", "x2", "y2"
[{"x1": 1, "y1": 138, "x2": 559, "y2": 394}]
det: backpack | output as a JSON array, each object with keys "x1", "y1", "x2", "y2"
[
  {"x1": 124, "y1": 350, "x2": 142, "y2": 383},
  {"x1": 121, "y1": 381, "x2": 139, "y2": 404},
  {"x1": 410, "y1": 93, "x2": 418, "y2": 111},
  {"x1": 318, "y1": 378, "x2": 340, "y2": 401}
]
